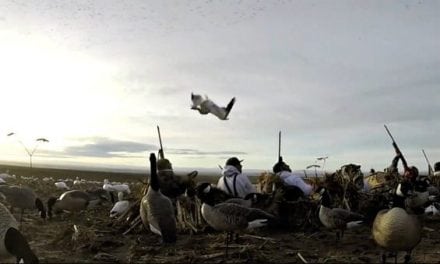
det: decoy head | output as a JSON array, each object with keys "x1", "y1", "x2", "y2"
[
  {"x1": 35, "y1": 198, "x2": 46, "y2": 219},
  {"x1": 196, "y1": 182, "x2": 216, "y2": 205},
  {"x1": 196, "y1": 182, "x2": 211, "y2": 196},
  {"x1": 316, "y1": 187, "x2": 331, "y2": 206},
  {"x1": 47, "y1": 197, "x2": 58, "y2": 219},
  {"x1": 4, "y1": 228, "x2": 39, "y2": 264}
]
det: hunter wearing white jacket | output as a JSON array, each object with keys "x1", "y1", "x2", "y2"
[
  {"x1": 216, "y1": 157, "x2": 256, "y2": 198},
  {"x1": 273, "y1": 158, "x2": 314, "y2": 196}
]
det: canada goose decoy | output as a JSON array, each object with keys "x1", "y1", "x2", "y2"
[
  {"x1": 85, "y1": 188, "x2": 112, "y2": 207},
  {"x1": 372, "y1": 183, "x2": 424, "y2": 263},
  {"x1": 373, "y1": 207, "x2": 422, "y2": 264},
  {"x1": 317, "y1": 187, "x2": 364, "y2": 241},
  {"x1": 0, "y1": 185, "x2": 46, "y2": 225},
  {"x1": 224, "y1": 193, "x2": 260, "y2": 208},
  {"x1": 190, "y1": 93, "x2": 236, "y2": 120},
  {"x1": 47, "y1": 190, "x2": 92, "y2": 218},
  {"x1": 140, "y1": 153, "x2": 177, "y2": 243},
  {"x1": 0, "y1": 202, "x2": 39, "y2": 264},
  {"x1": 196, "y1": 183, "x2": 276, "y2": 256},
  {"x1": 110, "y1": 192, "x2": 130, "y2": 218}
]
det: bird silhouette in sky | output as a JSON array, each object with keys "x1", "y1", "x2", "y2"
[{"x1": 190, "y1": 93, "x2": 236, "y2": 120}]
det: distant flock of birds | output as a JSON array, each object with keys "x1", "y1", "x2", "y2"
[{"x1": 2, "y1": 152, "x2": 440, "y2": 263}]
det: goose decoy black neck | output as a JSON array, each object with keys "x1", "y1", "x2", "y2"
[
  {"x1": 149, "y1": 153, "x2": 160, "y2": 192},
  {"x1": 35, "y1": 198, "x2": 46, "y2": 219},
  {"x1": 47, "y1": 197, "x2": 57, "y2": 218},
  {"x1": 318, "y1": 187, "x2": 332, "y2": 208},
  {"x1": 196, "y1": 183, "x2": 218, "y2": 206},
  {"x1": 4, "y1": 227, "x2": 39, "y2": 264}
]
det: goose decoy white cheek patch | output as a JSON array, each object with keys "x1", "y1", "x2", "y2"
[
  {"x1": 396, "y1": 184, "x2": 404, "y2": 197},
  {"x1": 203, "y1": 185, "x2": 211, "y2": 194}
]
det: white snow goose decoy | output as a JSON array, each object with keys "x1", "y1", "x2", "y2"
[
  {"x1": 103, "y1": 180, "x2": 131, "y2": 198},
  {"x1": 54, "y1": 181, "x2": 70, "y2": 190},
  {"x1": 0, "y1": 202, "x2": 39, "y2": 263},
  {"x1": 190, "y1": 92, "x2": 236, "y2": 120},
  {"x1": 140, "y1": 153, "x2": 177, "y2": 243},
  {"x1": 110, "y1": 192, "x2": 130, "y2": 218}
]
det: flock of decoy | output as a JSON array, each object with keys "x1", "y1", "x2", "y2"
[{"x1": 1, "y1": 154, "x2": 440, "y2": 263}]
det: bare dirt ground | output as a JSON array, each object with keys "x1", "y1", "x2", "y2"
[{"x1": 2, "y1": 165, "x2": 440, "y2": 264}]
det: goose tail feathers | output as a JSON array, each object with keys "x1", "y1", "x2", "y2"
[{"x1": 224, "y1": 97, "x2": 236, "y2": 119}]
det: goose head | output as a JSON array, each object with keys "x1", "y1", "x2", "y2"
[
  {"x1": 35, "y1": 198, "x2": 46, "y2": 219},
  {"x1": 47, "y1": 197, "x2": 59, "y2": 219},
  {"x1": 316, "y1": 187, "x2": 332, "y2": 208},
  {"x1": 4, "y1": 228, "x2": 39, "y2": 264},
  {"x1": 196, "y1": 182, "x2": 217, "y2": 206},
  {"x1": 191, "y1": 93, "x2": 204, "y2": 107}
]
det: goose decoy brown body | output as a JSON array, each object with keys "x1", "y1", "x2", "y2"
[
  {"x1": 47, "y1": 190, "x2": 92, "y2": 218},
  {"x1": 140, "y1": 153, "x2": 177, "y2": 243},
  {"x1": 372, "y1": 183, "x2": 425, "y2": 264},
  {"x1": 196, "y1": 183, "x2": 276, "y2": 255},
  {"x1": 317, "y1": 187, "x2": 364, "y2": 240},
  {"x1": 0, "y1": 185, "x2": 46, "y2": 224},
  {"x1": 373, "y1": 207, "x2": 421, "y2": 264},
  {"x1": 0, "y1": 202, "x2": 39, "y2": 263}
]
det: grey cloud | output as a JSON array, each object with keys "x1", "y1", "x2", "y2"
[
  {"x1": 62, "y1": 138, "x2": 157, "y2": 158},
  {"x1": 166, "y1": 148, "x2": 246, "y2": 156},
  {"x1": 39, "y1": 137, "x2": 245, "y2": 159}
]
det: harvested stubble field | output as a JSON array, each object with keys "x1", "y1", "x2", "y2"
[{"x1": 2, "y1": 164, "x2": 440, "y2": 264}]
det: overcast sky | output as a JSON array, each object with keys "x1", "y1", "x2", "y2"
[{"x1": 0, "y1": 0, "x2": 439, "y2": 173}]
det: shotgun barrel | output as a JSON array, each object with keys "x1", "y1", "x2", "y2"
[
  {"x1": 157, "y1": 125, "x2": 165, "y2": 159},
  {"x1": 422, "y1": 149, "x2": 433, "y2": 176},
  {"x1": 278, "y1": 131, "x2": 282, "y2": 162},
  {"x1": 384, "y1": 125, "x2": 408, "y2": 171}
]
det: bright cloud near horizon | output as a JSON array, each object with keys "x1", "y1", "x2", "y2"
[{"x1": 0, "y1": 0, "x2": 439, "y2": 173}]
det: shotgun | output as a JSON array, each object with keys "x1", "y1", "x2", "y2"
[
  {"x1": 384, "y1": 124, "x2": 408, "y2": 171},
  {"x1": 157, "y1": 125, "x2": 165, "y2": 159},
  {"x1": 422, "y1": 149, "x2": 433, "y2": 176},
  {"x1": 278, "y1": 130, "x2": 283, "y2": 162},
  {"x1": 278, "y1": 130, "x2": 282, "y2": 163}
]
